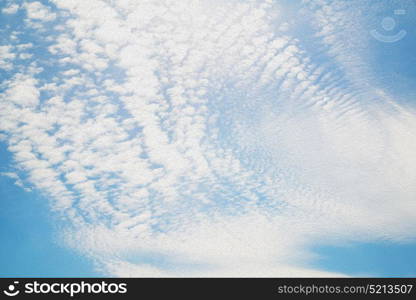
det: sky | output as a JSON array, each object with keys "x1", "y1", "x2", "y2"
[{"x1": 0, "y1": 0, "x2": 416, "y2": 277}]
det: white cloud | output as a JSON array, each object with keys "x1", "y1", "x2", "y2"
[
  {"x1": 19, "y1": 53, "x2": 33, "y2": 60},
  {"x1": 2, "y1": 4, "x2": 19, "y2": 14},
  {"x1": 1, "y1": 0, "x2": 416, "y2": 277},
  {"x1": 0, "y1": 45, "x2": 16, "y2": 70},
  {"x1": 0, "y1": 171, "x2": 31, "y2": 191},
  {"x1": 24, "y1": 1, "x2": 56, "y2": 22},
  {"x1": 3, "y1": 74, "x2": 40, "y2": 107}
]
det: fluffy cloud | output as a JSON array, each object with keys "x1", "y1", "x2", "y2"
[
  {"x1": 2, "y1": 4, "x2": 19, "y2": 15},
  {"x1": 0, "y1": 45, "x2": 16, "y2": 70},
  {"x1": 24, "y1": 1, "x2": 56, "y2": 22},
  {"x1": 3, "y1": 74, "x2": 40, "y2": 107}
]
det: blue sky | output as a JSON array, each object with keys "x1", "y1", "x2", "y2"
[{"x1": 1, "y1": 0, "x2": 416, "y2": 277}]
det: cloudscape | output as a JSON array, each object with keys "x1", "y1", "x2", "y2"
[{"x1": 1, "y1": 0, "x2": 416, "y2": 277}]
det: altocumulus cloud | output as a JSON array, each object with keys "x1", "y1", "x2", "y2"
[{"x1": 0, "y1": 0, "x2": 416, "y2": 276}]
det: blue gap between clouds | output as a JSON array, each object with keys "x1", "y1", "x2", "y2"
[{"x1": 311, "y1": 242, "x2": 416, "y2": 277}]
